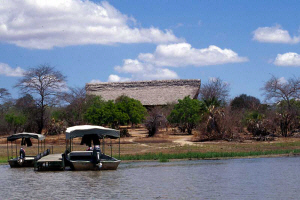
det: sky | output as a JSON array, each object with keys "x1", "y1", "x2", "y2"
[{"x1": 1, "y1": 0, "x2": 300, "y2": 101}]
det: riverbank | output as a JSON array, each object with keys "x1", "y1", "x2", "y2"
[
  {"x1": 1, "y1": 148, "x2": 300, "y2": 164},
  {"x1": 1, "y1": 128, "x2": 300, "y2": 164}
]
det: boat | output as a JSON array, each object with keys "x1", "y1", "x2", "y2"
[
  {"x1": 64, "y1": 125, "x2": 121, "y2": 171},
  {"x1": 6, "y1": 132, "x2": 48, "y2": 168}
]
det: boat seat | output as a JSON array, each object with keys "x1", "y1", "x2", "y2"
[{"x1": 69, "y1": 151, "x2": 93, "y2": 161}]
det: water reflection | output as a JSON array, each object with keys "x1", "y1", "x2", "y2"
[{"x1": 0, "y1": 157, "x2": 300, "y2": 199}]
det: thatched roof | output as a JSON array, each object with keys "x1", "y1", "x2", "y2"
[{"x1": 86, "y1": 79, "x2": 201, "y2": 106}]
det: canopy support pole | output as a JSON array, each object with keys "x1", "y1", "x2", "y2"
[
  {"x1": 11, "y1": 141, "x2": 13, "y2": 159},
  {"x1": 103, "y1": 137, "x2": 105, "y2": 154},
  {"x1": 15, "y1": 140, "x2": 17, "y2": 158},
  {"x1": 7, "y1": 140, "x2": 9, "y2": 161},
  {"x1": 38, "y1": 140, "x2": 39, "y2": 155},
  {"x1": 119, "y1": 137, "x2": 120, "y2": 160},
  {"x1": 110, "y1": 140, "x2": 112, "y2": 158}
]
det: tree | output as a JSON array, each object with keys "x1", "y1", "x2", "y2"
[
  {"x1": 15, "y1": 65, "x2": 67, "y2": 134},
  {"x1": 199, "y1": 78, "x2": 230, "y2": 105},
  {"x1": 230, "y1": 94, "x2": 261, "y2": 111},
  {"x1": 115, "y1": 95, "x2": 147, "y2": 126},
  {"x1": 262, "y1": 76, "x2": 300, "y2": 136},
  {"x1": 5, "y1": 112, "x2": 26, "y2": 134},
  {"x1": 15, "y1": 94, "x2": 38, "y2": 132},
  {"x1": 0, "y1": 88, "x2": 10, "y2": 102},
  {"x1": 84, "y1": 97, "x2": 130, "y2": 128},
  {"x1": 145, "y1": 107, "x2": 167, "y2": 137},
  {"x1": 84, "y1": 96, "x2": 106, "y2": 125},
  {"x1": 61, "y1": 87, "x2": 87, "y2": 125},
  {"x1": 168, "y1": 96, "x2": 206, "y2": 134}
]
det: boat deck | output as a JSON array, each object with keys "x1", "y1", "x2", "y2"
[{"x1": 34, "y1": 154, "x2": 65, "y2": 171}]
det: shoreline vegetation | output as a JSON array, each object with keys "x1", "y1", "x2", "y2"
[
  {"x1": 1, "y1": 150, "x2": 300, "y2": 165},
  {"x1": 119, "y1": 149, "x2": 300, "y2": 162}
]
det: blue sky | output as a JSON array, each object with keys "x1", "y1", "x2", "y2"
[{"x1": 1, "y1": 0, "x2": 300, "y2": 101}]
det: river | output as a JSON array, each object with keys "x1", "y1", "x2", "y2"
[{"x1": 0, "y1": 156, "x2": 299, "y2": 199}]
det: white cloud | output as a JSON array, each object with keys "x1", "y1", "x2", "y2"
[
  {"x1": 106, "y1": 42, "x2": 247, "y2": 82},
  {"x1": 108, "y1": 59, "x2": 179, "y2": 82},
  {"x1": 277, "y1": 77, "x2": 287, "y2": 84},
  {"x1": 209, "y1": 77, "x2": 218, "y2": 82},
  {"x1": 253, "y1": 25, "x2": 300, "y2": 44},
  {"x1": 0, "y1": 0, "x2": 181, "y2": 49},
  {"x1": 108, "y1": 74, "x2": 131, "y2": 82},
  {"x1": 90, "y1": 79, "x2": 102, "y2": 84},
  {"x1": 138, "y1": 43, "x2": 248, "y2": 67},
  {"x1": 274, "y1": 52, "x2": 300, "y2": 66},
  {"x1": 0, "y1": 63, "x2": 25, "y2": 77}
]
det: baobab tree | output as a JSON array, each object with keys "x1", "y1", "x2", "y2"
[{"x1": 15, "y1": 65, "x2": 67, "y2": 134}]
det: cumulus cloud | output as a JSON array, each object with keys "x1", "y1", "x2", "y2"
[
  {"x1": 0, "y1": 63, "x2": 25, "y2": 77},
  {"x1": 108, "y1": 59, "x2": 179, "y2": 82},
  {"x1": 107, "y1": 42, "x2": 247, "y2": 82},
  {"x1": 274, "y1": 52, "x2": 300, "y2": 66},
  {"x1": 0, "y1": 0, "x2": 181, "y2": 49},
  {"x1": 108, "y1": 74, "x2": 131, "y2": 82},
  {"x1": 253, "y1": 25, "x2": 300, "y2": 44},
  {"x1": 277, "y1": 77, "x2": 287, "y2": 84},
  {"x1": 138, "y1": 43, "x2": 248, "y2": 67},
  {"x1": 90, "y1": 79, "x2": 102, "y2": 84}
]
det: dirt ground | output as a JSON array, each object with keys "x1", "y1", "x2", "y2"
[{"x1": 1, "y1": 128, "x2": 300, "y2": 159}]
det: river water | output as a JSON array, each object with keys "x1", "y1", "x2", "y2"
[{"x1": 0, "y1": 156, "x2": 300, "y2": 199}]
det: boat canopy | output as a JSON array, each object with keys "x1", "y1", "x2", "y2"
[
  {"x1": 65, "y1": 125, "x2": 120, "y2": 139},
  {"x1": 7, "y1": 132, "x2": 45, "y2": 141}
]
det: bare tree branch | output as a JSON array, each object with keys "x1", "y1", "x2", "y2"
[{"x1": 15, "y1": 64, "x2": 67, "y2": 133}]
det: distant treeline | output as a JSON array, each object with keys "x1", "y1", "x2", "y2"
[{"x1": 1, "y1": 65, "x2": 300, "y2": 141}]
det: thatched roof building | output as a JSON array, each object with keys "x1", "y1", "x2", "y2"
[{"x1": 86, "y1": 79, "x2": 201, "y2": 106}]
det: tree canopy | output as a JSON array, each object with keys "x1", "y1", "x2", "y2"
[{"x1": 168, "y1": 96, "x2": 206, "y2": 134}]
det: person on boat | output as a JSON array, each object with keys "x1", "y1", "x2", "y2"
[
  {"x1": 92, "y1": 146, "x2": 101, "y2": 164},
  {"x1": 20, "y1": 147, "x2": 26, "y2": 159},
  {"x1": 86, "y1": 146, "x2": 93, "y2": 151}
]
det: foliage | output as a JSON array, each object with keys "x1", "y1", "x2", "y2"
[
  {"x1": 168, "y1": 96, "x2": 206, "y2": 134},
  {"x1": 60, "y1": 87, "x2": 87, "y2": 126},
  {"x1": 5, "y1": 112, "x2": 26, "y2": 133},
  {"x1": 230, "y1": 94, "x2": 261, "y2": 111},
  {"x1": 46, "y1": 118, "x2": 67, "y2": 135},
  {"x1": 244, "y1": 111, "x2": 269, "y2": 136},
  {"x1": 84, "y1": 96, "x2": 131, "y2": 128},
  {"x1": 15, "y1": 94, "x2": 39, "y2": 132},
  {"x1": 84, "y1": 96, "x2": 106, "y2": 125},
  {"x1": 120, "y1": 128, "x2": 131, "y2": 137},
  {"x1": 115, "y1": 95, "x2": 147, "y2": 126}
]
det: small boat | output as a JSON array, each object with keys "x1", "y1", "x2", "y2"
[
  {"x1": 6, "y1": 132, "x2": 48, "y2": 168},
  {"x1": 65, "y1": 125, "x2": 121, "y2": 171}
]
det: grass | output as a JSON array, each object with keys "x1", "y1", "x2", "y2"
[
  {"x1": 0, "y1": 157, "x2": 7, "y2": 164},
  {"x1": 118, "y1": 149, "x2": 300, "y2": 161}
]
